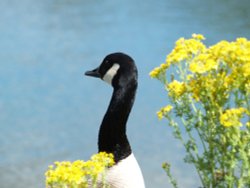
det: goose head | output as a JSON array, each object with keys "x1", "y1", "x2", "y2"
[{"x1": 85, "y1": 52, "x2": 138, "y2": 89}]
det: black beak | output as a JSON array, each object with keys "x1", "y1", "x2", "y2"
[{"x1": 85, "y1": 67, "x2": 101, "y2": 78}]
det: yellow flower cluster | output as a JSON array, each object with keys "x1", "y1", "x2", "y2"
[
  {"x1": 151, "y1": 34, "x2": 250, "y2": 101},
  {"x1": 150, "y1": 34, "x2": 206, "y2": 79},
  {"x1": 189, "y1": 53, "x2": 218, "y2": 74},
  {"x1": 167, "y1": 80, "x2": 186, "y2": 99},
  {"x1": 190, "y1": 38, "x2": 250, "y2": 100},
  {"x1": 157, "y1": 105, "x2": 173, "y2": 120},
  {"x1": 149, "y1": 63, "x2": 169, "y2": 79},
  {"x1": 189, "y1": 72, "x2": 229, "y2": 102},
  {"x1": 166, "y1": 34, "x2": 206, "y2": 65},
  {"x1": 45, "y1": 152, "x2": 114, "y2": 188},
  {"x1": 150, "y1": 34, "x2": 250, "y2": 128},
  {"x1": 208, "y1": 38, "x2": 250, "y2": 67},
  {"x1": 220, "y1": 108, "x2": 246, "y2": 127}
]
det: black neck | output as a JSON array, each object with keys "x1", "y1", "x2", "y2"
[{"x1": 98, "y1": 82, "x2": 137, "y2": 162}]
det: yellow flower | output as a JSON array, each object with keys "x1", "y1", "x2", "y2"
[
  {"x1": 246, "y1": 122, "x2": 250, "y2": 127},
  {"x1": 149, "y1": 67, "x2": 160, "y2": 78},
  {"x1": 189, "y1": 53, "x2": 218, "y2": 74},
  {"x1": 157, "y1": 110, "x2": 164, "y2": 120},
  {"x1": 208, "y1": 40, "x2": 231, "y2": 62},
  {"x1": 167, "y1": 80, "x2": 186, "y2": 98},
  {"x1": 157, "y1": 105, "x2": 173, "y2": 120},
  {"x1": 220, "y1": 108, "x2": 246, "y2": 127},
  {"x1": 242, "y1": 62, "x2": 250, "y2": 77},
  {"x1": 160, "y1": 62, "x2": 170, "y2": 70},
  {"x1": 192, "y1": 33, "x2": 206, "y2": 40},
  {"x1": 236, "y1": 37, "x2": 248, "y2": 44},
  {"x1": 150, "y1": 63, "x2": 169, "y2": 80},
  {"x1": 149, "y1": 67, "x2": 162, "y2": 78},
  {"x1": 163, "y1": 105, "x2": 173, "y2": 112},
  {"x1": 188, "y1": 78, "x2": 201, "y2": 101}
]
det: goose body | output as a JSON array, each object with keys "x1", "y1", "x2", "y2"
[{"x1": 85, "y1": 53, "x2": 145, "y2": 188}]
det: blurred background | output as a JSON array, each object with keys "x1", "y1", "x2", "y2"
[{"x1": 0, "y1": 0, "x2": 250, "y2": 187}]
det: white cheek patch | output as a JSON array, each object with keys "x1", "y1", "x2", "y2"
[{"x1": 102, "y1": 63, "x2": 120, "y2": 85}]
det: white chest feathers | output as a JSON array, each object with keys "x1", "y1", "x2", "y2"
[{"x1": 105, "y1": 153, "x2": 145, "y2": 188}]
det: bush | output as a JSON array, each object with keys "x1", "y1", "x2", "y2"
[{"x1": 150, "y1": 34, "x2": 250, "y2": 188}]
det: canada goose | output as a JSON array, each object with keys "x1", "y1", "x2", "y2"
[{"x1": 85, "y1": 52, "x2": 145, "y2": 188}]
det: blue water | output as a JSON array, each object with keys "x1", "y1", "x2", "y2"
[{"x1": 0, "y1": 0, "x2": 250, "y2": 187}]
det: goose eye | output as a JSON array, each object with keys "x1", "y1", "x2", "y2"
[{"x1": 102, "y1": 63, "x2": 120, "y2": 85}]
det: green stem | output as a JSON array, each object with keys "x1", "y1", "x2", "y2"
[
  {"x1": 180, "y1": 117, "x2": 206, "y2": 187},
  {"x1": 162, "y1": 163, "x2": 178, "y2": 188},
  {"x1": 208, "y1": 119, "x2": 218, "y2": 188},
  {"x1": 189, "y1": 97, "x2": 208, "y2": 154}
]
